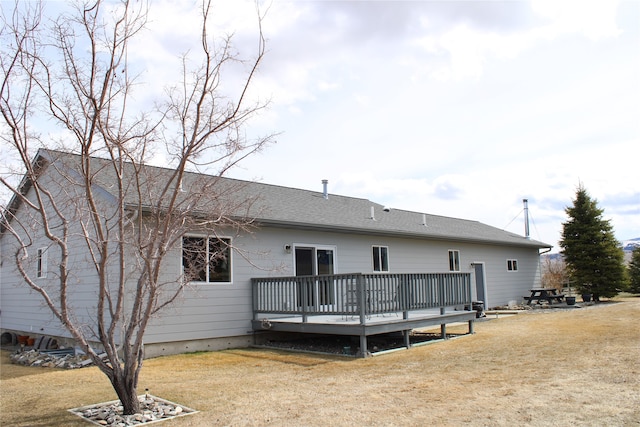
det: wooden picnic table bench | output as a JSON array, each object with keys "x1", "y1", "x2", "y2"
[{"x1": 524, "y1": 288, "x2": 565, "y2": 305}]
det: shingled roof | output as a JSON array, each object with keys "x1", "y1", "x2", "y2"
[
  {"x1": 21, "y1": 149, "x2": 552, "y2": 249},
  {"x1": 238, "y1": 183, "x2": 551, "y2": 248}
]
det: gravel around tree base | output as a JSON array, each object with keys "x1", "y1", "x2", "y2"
[{"x1": 68, "y1": 394, "x2": 197, "y2": 426}]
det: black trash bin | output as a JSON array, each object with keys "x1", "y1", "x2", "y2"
[{"x1": 465, "y1": 301, "x2": 485, "y2": 318}]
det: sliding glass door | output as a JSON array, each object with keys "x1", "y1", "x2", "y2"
[{"x1": 294, "y1": 245, "x2": 336, "y2": 309}]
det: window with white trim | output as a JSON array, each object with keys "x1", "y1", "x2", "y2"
[
  {"x1": 37, "y1": 247, "x2": 48, "y2": 278},
  {"x1": 448, "y1": 250, "x2": 460, "y2": 272},
  {"x1": 372, "y1": 246, "x2": 389, "y2": 272},
  {"x1": 182, "y1": 236, "x2": 232, "y2": 283},
  {"x1": 507, "y1": 259, "x2": 518, "y2": 271}
]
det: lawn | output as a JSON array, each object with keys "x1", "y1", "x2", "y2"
[{"x1": 1, "y1": 298, "x2": 639, "y2": 426}]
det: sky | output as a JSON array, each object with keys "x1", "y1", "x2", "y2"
[
  {"x1": 4, "y1": 0, "x2": 640, "y2": 251},
  {"x1": 192, "y1": 0, "x2": 640, "y2": 251}
]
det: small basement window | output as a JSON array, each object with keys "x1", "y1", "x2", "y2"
[{"x1": 507, "y1": 259, "x2": 518, "y2": 271}]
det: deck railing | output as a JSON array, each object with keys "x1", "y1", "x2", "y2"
[{"x1": 252, "y1": 272, "x2": 472, "y2": 323}]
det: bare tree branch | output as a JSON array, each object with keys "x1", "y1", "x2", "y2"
[{"x1": 1, "y1": 0, "x2": 272, "y2": 414}]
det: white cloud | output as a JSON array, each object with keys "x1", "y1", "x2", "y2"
[
  {"x1": 439, "y1": 24, "x2": 487, "y2": 80},
  {"x1": 5, "y1": 0, "x2": 637, "y2": 250},
  {"x1": 531, "y1": 0, "x2": 622, "y2": 40}
]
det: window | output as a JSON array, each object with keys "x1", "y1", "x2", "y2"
[
  {"x1": 507, "y1": 259, "x2": 518, "y2": 271},
  {"x1": 37, "y1": 248, "x2": 48, "y2": 278},
  {"x1": 372, "y1": 246, "x2": 389, "y2": 272},
  {"x1": 182, "y1": 236, "x2": 231, "y2": 283},
  {"x1": 448, "y1": 250, "x2": 460, "y2": 272}
]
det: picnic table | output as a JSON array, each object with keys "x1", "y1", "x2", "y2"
[{"x1": 524, "y1": 288, "x2": 565, "y2": 305}]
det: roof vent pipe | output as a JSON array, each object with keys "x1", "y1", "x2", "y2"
[
  {"x1": 422, "y1": 213, "x2": 427, "y2": 227},
  {"x1": 370, "y1": 206, "x2": 375, "y2": 220},
  {"x1": 523, "y1": 198, "x2": 530, "y2": 239},
  {"x1": 322, "y1": 179, "x2": 328, "y2": 199}
]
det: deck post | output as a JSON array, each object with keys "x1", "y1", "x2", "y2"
[
  {"x1": 357, "y1": 274, "x2": 366, "y2": 325},
  {"x1": 403, "y1": 308, "x2": 410, "y2": 348},
  {"x1": 359, "y1": 334, "x2": 368, "y2": 357},
  {"x1": 468, "y1": 319, "x2": 474, "y2": 334},
  {"x1": 251, "y1": 279, "x2": 257, "y2": 321},
  {"x1": 300, "y1": 277, "x2": 308, "y2": 323},
  {"x1": 440, "y1": 307, "x2": 447, "y2": 339}
]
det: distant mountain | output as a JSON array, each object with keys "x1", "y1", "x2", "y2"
[
  {"x1": 621, "y1": 238, "x2": 640, "y2": 263},
  {"x1": 621, "y1": 238, "x2": 640, "y2": 252},
  {"x1": 543, "y1": 252, "x2": 563, "y2": 261},
  {"x1": 542, "y1": 237, "x2": 639, "y2": 263}
]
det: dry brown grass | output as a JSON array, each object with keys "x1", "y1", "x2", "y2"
[{"x1": 2, "y1": 298, "x2": 639, "y2": 426}]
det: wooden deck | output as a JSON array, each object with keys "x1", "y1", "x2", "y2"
[{"x1": 252, "y1": 272, "x2": 477, "y2": 357}]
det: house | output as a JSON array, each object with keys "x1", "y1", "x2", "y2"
[{"x1": 0, "y1": 150, "x2": 552, "y2": 357}]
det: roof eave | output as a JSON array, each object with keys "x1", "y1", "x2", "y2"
[
  {"x1": 1, "y1": 150, "x2": 51, "y2": 234},
  {"x1": 255, "y1": 219, "x2": 553, "y2": 249}
]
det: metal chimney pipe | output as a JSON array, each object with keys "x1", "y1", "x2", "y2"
[
  {"x1": 322, "y1": 179, "x2": 328, "y2": 199},
  {"x1": 523, "y1": 199, "x2": 530, "y2": 239}
]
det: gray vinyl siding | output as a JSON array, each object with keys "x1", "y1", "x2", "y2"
[
  {"x1": 0, "y1": 166, "x2": 128, "y2": 341},
  {"x1": 2, "y1": 150, "x2": 549, "y2": 349},
  {"x1": 142, "y1": 231, "x2": 253, "y2": 343},
  {"x1": 0, "y1": 258, "x2": 63, "y2": 334},
  {"x1": 0, "y1": 196, "x2": 87, "y2": 338},
  {"x1": 142, "y1": 225, "x2": 543, "y2": 343},
  {"x1": 3, "y1": 213, "x2": 543, "y2": 344}
]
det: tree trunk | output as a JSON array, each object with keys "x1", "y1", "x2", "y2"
[{"x1": 112, "y1": 373, "x2": 141, "y2": 415}]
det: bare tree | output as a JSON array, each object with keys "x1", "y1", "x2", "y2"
[
  {"x1": 541, "y1": 256, "x2": 569, "y2": 292},
  {"x1": 1, "y1": 0, "x2": 271, "y2": 414}
]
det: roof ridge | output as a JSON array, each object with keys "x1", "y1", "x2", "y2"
[{"x1": 39, "y1": 148, "x2": 376, "y2": 204}]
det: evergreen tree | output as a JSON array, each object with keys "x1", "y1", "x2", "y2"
[
  {"x1": 559, "y1": 185, "x2": 626, "y2": 300},
  {"x1": 628, "y1": 247, "x2": 640, "y2": 294}
]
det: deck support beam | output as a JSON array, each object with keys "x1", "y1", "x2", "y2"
[
  {"x1": 252, "y1": 311, "x2": 476, "y2": 356},
  {"x1": 402, "y1": 311, "x2": 410, "y2": 348},
  {"x1": 358, "y1": 335, "x2": 368, "y2": 357}
]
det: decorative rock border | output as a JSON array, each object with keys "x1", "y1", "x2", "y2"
[
  {"x1": 10, "y1": 349, "x2": 95, "y2": 369},
  {"x1": 69, "y1": 394, "x2": 198, "y2": 426}
]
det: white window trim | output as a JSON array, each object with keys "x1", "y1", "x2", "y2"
[
  {"x1": 507, "y1": 259, "x2": 519, "y2": 272},
  {"x1": 182, "y1": 235, "x2": 233, "y2": 284}
]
